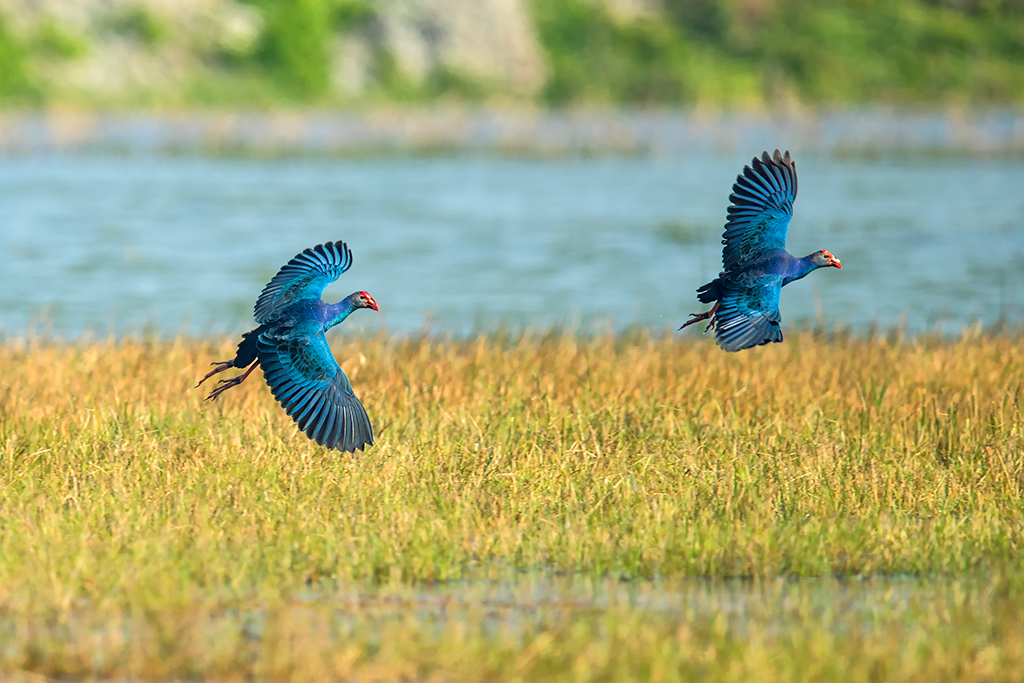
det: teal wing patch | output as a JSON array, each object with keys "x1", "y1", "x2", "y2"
[
  {"x1": 722, "y1": 150, "x2": 797, "y2": 271},
  {"x1": 714, "y1": 277, "x2": 784, "y2": 352},
  {"x1": 256, "y1": 328, "x2": 373, "y2": 453},
  {"x1": 254, "y1": 241, "x2": 353, "y2": 323}
]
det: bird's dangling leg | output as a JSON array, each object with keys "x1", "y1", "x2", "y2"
[
  {"x1": 679, "y1": 301, "x2": 720, "y2": 333},
  {"x1": 196, "y1": 359, "x2": 237, "y2": 388},
  {"x1": 196, "y1": 327, "x2": 263, "y2": 392},
  {"x1": 204, "y1": 360, "x2": 260, "y2": 402}
]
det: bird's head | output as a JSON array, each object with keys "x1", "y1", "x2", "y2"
[
  {"x1": 354, "y1": 291, "x2": 379, "y2": 311},
  {"x1": 812, "y1": 249, "x2": 842, "y2": 269}
]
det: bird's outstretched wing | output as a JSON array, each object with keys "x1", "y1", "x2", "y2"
[
  {"x1": 256, "y1": 325, "x2": 373, "y2": 453},
  {"x1": 721, "y1": 150, "x2": 797, "y2": 271},
  {"x1": 254, "y1": 241, "x2": 353, "y2": 324},
  {"x1": 714, "y1": 278, "x2": 784, "y2": 352}
]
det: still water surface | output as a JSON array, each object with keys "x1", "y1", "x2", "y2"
[{"x1": 1, "y1": 151, "x2": 1022, "y2": 337}]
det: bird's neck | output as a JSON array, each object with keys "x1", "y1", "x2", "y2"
[
  {"x1": 324, "y1": 294, "x2": 360, "y2": 331},
  {"x1": 782, "y1": 254, "x2": 821, "y2": 287}
]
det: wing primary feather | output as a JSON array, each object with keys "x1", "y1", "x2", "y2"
[
  {"x1": 765, "y1": 153, "x2": 788, "y2": 194},
  {"x1": 274, "y1": 379, "x2": 308, "y2": 404},
  {"x1": 289, "y1": 388, "x2": 322, "y2": 421},
  {"x1": 354, "y1": 405, "x2": 370, "y2": 450},
  {"x1": 737, "y1": 323, "x2": 760, "y2": 348},
  {"x1": 340, "y1": 401, "x2": 354, "y2": 451},
  {"x1": 319, "y1": 400, "x2": 340, "y2": 444},
  {"x1": 753, "y1": 159, "x2": 781, "y2": 195},
  {"x1": 305, "y1": 397, "x2": 328, "y2": 443},
  {"x1": 279, "y1": 389, "x2": 308, "y2": 413},
  {"x1": 300, "y1": 396, "x2": 328, "y2": 440},
  {"x1": 770, "y1": 165, "x2": 788, "y2": 196},
  {"x1": 326, "y1": 402, "x2": 344, "y2": 450},
  {"x1": 774, "y1": 151, "x2": 793, "y2": 195},
  {"x1": 312, "y1": 400, "x2": 336, "y2": 445},
  {"x1": 735, "y1": 175, "x2": 772, "y2": 202},
  {"x1": 297, "y1": 393, "x2": 330, "y2": 427},
  {"x1": 307, "y1": 403, "x2": 331, "y2": 446},
  {"x1": 355, "y1": 404, "x2": 367, "y2": 450}
]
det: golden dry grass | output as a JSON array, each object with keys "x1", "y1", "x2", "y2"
[{"x1": 0, "y1": 330, "x2": 1022, "y2": 680}]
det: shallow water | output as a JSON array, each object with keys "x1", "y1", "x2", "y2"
[
  {"x1": 0, "y1": 573, "x2": 991, "y2": 655},
  {"x1": 327, "y1": 572, "x2": 950, "y2": 633},
  {"x1": 1, "y1": 139, "x2": 1022, "y2": 338}
]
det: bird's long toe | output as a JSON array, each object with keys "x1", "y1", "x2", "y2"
[
  {"x1": 680, "y1": 301, "x2": 721, "y2": 333},
  {"x1": 206, "y1": 377, "x2": 241, "y2": 401},
  {"x1": 196, "y1": 360, "x2": 235, "y2": 387},
  {"x1": 204, "y1": 361, "x2": 260, "y2": 400},
  {"x1": 679, "y1": 311, "x2": 711, "y2": 331}
]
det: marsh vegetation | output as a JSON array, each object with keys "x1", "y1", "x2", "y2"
[{"x1": 1, "y1": 330, "x2": 1021, "y2": 679}]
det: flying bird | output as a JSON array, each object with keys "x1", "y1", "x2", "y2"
[
  {"x1": 197, "y1": 240, "x2": 378, "y2": 452},
  {"x1": 680, "y1": 150, "x2": 842, "y2": 352}
]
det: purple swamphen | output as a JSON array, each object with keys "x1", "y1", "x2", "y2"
[
  {"x1": 197, "y1": 240, "x2": 378, "y2": 453},
  {"x1": 680, "y1": 150, "x2": 842, "y2": 352}
]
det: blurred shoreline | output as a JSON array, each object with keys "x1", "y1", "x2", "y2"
[{"x1": 2, "y1": 107, "x2": 1024, "y2": 158}]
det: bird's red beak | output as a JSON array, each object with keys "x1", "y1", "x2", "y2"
[
  {"x1": 831, "y1": 256, "x2": 842, "y2": 269},
  {"x1": 368, "y1": 297, "x2": 379, "y2": 311}
]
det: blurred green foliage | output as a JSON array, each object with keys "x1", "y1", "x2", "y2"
[
  {"x1": 716, "y1": 0, "x2": 1024, "y2": 103},
  {"x1": 332, "y1": 0, "x2": 373, "y2": 29},
  {"x1": 246, "y1": 0, "x2": 333, "y2": 99},
  {"x1": 2, "y1": 0, "x2": 1024, "y2": 106},
  {"x1": 0, "y1": 12, "x2": 36, "y2": 102},
  {"x1": 233, "y1": 0, "x2": 375, "y2": 101},
  {"x1": 33, "y1": 19, "x2": 91, "y2": 60},
  {"x1": 104, "y1": 6, "x2": 167, "y2": 47},
  {"x1": 534, "y1": 1, "x2": 693, "y2": 103},
  {"x1": 534, "y1": 0, "x2": 1024, "y2": 105}
]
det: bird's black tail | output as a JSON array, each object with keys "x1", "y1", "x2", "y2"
[
  {"x1": 697, "y1": 278, "x2": 724, "y2": 304},
  {"x1": 231, "y1": 325, "x2": 267, "y2": 368}
]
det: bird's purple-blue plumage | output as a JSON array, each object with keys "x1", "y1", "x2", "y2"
[
  {"x1": 682, "y1": 150, "x2": 841, "y2": 352},
  {"x1": 202, "y1": 240, "x2": 375, "y2": 453},
  {"x1": 254, "y1": 242, "x2": 373, "y2": 452}
]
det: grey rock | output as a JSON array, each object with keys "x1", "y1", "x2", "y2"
[
  {"x1": 336, "y1": 0, "x2": 547, "y2": 96},
  {"x1": 0, "y1": 0, "x2": 547, "y2": 100},
  {"x1": 0, "y1": 0, "x2": 261, "y2": 98}
]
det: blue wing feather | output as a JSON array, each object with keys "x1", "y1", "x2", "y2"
[
  {"x1": 254, "y1": 241, "x2": 353, "y2": 324},
  {"x1": 256, "y1": 328, "x2": 373, "y2": 453},
  {"x1": 714, "y1": 277, "x2": 784, "y2": 352},
  {"x1": 721, "y1": 150, "x2": 798, "y2": 271}
]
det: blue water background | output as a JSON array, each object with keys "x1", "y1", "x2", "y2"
[{"x1": 1, "y1": 112, "x2": 1022, "y2": 338}]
